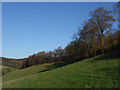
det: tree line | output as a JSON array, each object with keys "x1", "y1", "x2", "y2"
[{"x1": 21, "y1": 5, "x2": 120, "y2": 69}]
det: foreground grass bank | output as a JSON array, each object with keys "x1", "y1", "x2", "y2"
[{"x1": 2, "y1": 51, "x2": 120, "y2": 88}]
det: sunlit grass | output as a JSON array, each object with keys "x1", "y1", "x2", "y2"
[{"x1": 2, "y1": 51, "x2": 120, "y2": 88}]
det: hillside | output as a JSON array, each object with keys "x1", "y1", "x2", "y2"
[
  {"x1": 2, "y1": 63, "x2": 58, "y2": 82},
  {"x1": 2, "y1": 51, "x2": 120, "y2": 88},
  {"x1": 2, "y1": 65, "x2": 17, "y2": 76},
  {"x1": 1, "y1": 57, "x2": 24, "y2": 69}
]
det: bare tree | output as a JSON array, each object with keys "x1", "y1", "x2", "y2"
[
  {"x1": 113, "y1": 2, "x2": 120, "y2": 22},
  {"x1": 89, "y1": 7, "x2": 115, "y2": 53}
]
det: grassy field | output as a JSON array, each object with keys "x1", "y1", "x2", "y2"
[
  {"x1": 2, "y1": 65, "x2": 17, "y2": 76},
  {"x1": 2, "y1": 63, "x2": 58, "y2": 83},
  {"x1": 2, "y1": 51, "x2": 120, "y2": 88}
]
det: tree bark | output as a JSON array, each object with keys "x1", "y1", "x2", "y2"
[{"x1": 101, "y1": 32, "x2": 104, "y2": 54}]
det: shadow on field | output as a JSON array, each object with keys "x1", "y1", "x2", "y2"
[
  {"x1": 94, "y1": 51, "x2": 120, "y2": 61},
  {"x1": 38, "y1": 70, "x2": 49, "y2": 73},
  {"x1": 38, "y1": 63, "x2": 67, "y2": 73}
]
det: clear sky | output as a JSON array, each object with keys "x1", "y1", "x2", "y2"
[{"x1": 2, "y1": 2, "x2": 116, "y2": 59}]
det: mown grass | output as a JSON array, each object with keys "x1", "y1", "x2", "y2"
[{"x1": 2, "y1": 51, "x2": 120, "y2": 88}]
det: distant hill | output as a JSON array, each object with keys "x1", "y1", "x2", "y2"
[
  {"x1": 2, "y1": 65, "x2": 17, "y2": 76},
  {"x1": 2, "y1": 51, "x2": 120, "y2": 88},
  {"x1": 1, "y1": 57, "x2": 24, "y2": 69}
]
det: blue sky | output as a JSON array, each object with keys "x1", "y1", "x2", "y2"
[{"x1": 2, "y1": 2, "x2": 116, "y2": 59}]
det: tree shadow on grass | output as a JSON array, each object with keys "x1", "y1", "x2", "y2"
[
  {"x1": 94, "y1": 51, "x2": 120, "y2": 61},
  {"x1": 38, "y1": 70, "x2": 49, "y2": 73},
  {"x1": 38, "y1": 63, "x2": 67, "y2": 73}
]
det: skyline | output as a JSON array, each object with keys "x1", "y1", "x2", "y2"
[{"x1": 2, "y1": 2, "x2": 116, "y2": 59}]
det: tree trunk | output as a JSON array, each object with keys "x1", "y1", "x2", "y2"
[{"x1": 101, "y1": 32, "x2": 104, "y2": 54}]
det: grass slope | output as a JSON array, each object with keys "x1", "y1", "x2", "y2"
[
  {"x1": 2, "y1": 65, "x2": 17, "y2": 76},
  {"x1": 2, "y1": 51, "x2": 120, "y2": 88},
  {"x1": 2, "y1": 63, "x2": 57, "y2": 83}
]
